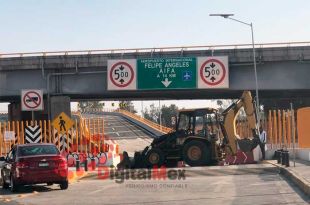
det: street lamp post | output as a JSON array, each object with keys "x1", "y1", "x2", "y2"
[{"x1": 210, "y1": 14, "x2": 260, "y2": 129}]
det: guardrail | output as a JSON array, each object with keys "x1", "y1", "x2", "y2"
[
  {"x1": 117, "y1": 109, "x2": 173, "y2": 134},
  {"x1": 1, "y1": 41, "x2": 310, "y2": 58},
  {"x1": 80, "y1": 108, "x2": 118, "y2": 113}
]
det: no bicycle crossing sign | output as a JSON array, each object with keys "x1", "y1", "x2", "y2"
[{"x1": 107, "y1": 56, "x2": 229, "y2": 90}]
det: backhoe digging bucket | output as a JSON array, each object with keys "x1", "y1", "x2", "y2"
[{"x1": 237, "y1": 137, "x2": 260, "y2": 153}]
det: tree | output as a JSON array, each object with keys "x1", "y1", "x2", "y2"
[
  {"x1": 119, "y1": 100, "x2": 137, "y2": 113},
  {"x1": 215, "y1": 99, "x2": 248, "y2": 120},
  {"x1": 160, "y1": 104, "x2": 178, "y2": 128},
  {"x1": 142, "y1": 103, "x2": 159, "y2": 123},
  {"x1": 78, "y1": 101, "x2": 104, "y2": 112},
  {"x1": 142, "y1": 104, "x2": 179, "y2": 128},
  {"x1": 215, "y1": 99, "x2": 234, "y2": 113},
  {"x1": 142, "y1": 108, "x2": 153, "y2": 122}
]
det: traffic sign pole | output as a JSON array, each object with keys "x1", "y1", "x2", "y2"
[{"x1": 32, "y1": 111, "x2": 34, "y2": 125}]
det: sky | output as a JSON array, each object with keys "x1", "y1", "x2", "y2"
[{"x1": 0, "y1": 0, "x2": 309, "y2": 113}]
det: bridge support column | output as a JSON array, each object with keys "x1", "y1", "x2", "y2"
[
  {"x1": 50, "y1": 96, "x2": 71, "y2": 120},
  {"x1": 8, "y1": 101, "x2": 48, "y2": 121},
  {"x1": 8, "y1": 102, "x2": 21, "y2": 121}
]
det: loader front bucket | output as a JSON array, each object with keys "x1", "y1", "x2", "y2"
[{"x1": 117, "y1": 151, "x2": 133, "y2": 169}]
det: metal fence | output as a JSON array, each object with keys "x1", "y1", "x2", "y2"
[
  {"x1": 0, "y1": 114, "x2": 105, "y2": 157},
  {"x1": 236, "y1": 109, "x2": 298, "y2": 149}
]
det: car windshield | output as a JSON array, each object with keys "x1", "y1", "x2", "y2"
[{"x1": 18, "y1": 145, "x2": 59, "y2": 156}]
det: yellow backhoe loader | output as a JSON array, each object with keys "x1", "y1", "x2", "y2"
[{"x1": 118, "y1": 91, "x2": 260, "y2": 168}]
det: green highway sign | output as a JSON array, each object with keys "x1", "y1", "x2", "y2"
[
  {"x1": 137, "y1": 57, "x2": 197, "y2": 90},
  {"x1": 107, "y1": 56, "x2": 229, "y2": 90}
]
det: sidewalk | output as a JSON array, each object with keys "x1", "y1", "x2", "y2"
[{"x1": 266, "y1": 159, "x2": 310, "y2": 196}]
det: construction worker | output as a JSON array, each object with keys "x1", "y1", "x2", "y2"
[{"x1": 259, "y1": 126, "x2": 267, "y2": 160}]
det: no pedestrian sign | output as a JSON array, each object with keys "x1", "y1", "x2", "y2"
[
  {"x1": 21, "y1": 89, "x2": 44, "y2": 111},
  {"x1": 107, "y1": 60, "x2": 137, "y2": 90}
]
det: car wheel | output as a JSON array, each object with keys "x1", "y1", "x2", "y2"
[
  {"x1": 182, "y1": 140, "x2": 211, "y2": 167},
  {"x1": 1, "y1": 174, "x2": 9, "y2": 189},
  {"x1": 10, "y1": 176, "x2": 19, "y2": 192},
  {"x1": 60, "y1": 180, "x2": 68, "y2": 190},
  {"x1": 145, "y1": 148, "x2": 165, "y2": 168}
]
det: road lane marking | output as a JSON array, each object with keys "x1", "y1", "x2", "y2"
[{"x1": 105, "y1": 129, "x2": 142, "y2": 134}]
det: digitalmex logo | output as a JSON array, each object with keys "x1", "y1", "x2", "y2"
[{"x1": 97, "y1": 165, "x2": 186, "y2": 184}]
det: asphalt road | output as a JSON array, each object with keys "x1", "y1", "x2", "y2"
[
  {"x1": 1, "y1": 166, "x2": 309, "y2": 205},
  {"x1": 102, "y1": 114, "x2": 153, "y2": 139},
  {"x1": 0, "y1": 115, "x2": 309, "y2": 204},
  {"x1": 84, "y1": 113, "x2": 154, "y2": 155}
]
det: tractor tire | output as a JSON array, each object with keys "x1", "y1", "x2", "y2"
[
  {"x1": 60, "y1": 180, "x2": 69, "y2": 190},
  {"x1": 145, "y1": 148, "x2": 165, "y2": 168},
  {"x1": 183, "y1": 140, "x2": 211, "y2": 167},
  {"x1": 10, "y1": 176, "x2": 20, "y2": 192},
  {"x1": 1, "y1": 174, "x2": 9, "y2": 189}
]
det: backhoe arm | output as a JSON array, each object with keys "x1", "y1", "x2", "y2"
[{"x1": 221, "y1": 91, "x2": 259, "y2": 155}]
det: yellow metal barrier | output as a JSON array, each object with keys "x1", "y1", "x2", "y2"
[
  {"x1": 0, "y1": 114, "x2": 105, "y2": 156},
  {"x1": 236, "y1": 109, "x2": 297, "y2": 149},
  {"x1": 297, "y1": 107, "x2": 310, "y2": 148},
  {"x1": 118, "y1": 109, "x2": 173, "y2": 134}
]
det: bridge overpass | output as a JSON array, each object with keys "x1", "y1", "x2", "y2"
[{"x1": 1, "y1": 42, "x2": 310, "y2": 120}]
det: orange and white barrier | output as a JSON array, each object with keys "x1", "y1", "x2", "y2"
[{"x1": 102, "y1": 139, "x2": 120, "y2": 167}]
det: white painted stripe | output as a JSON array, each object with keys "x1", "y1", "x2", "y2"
[
  {"x1": 33, "y1": 137, "x2": 41, "y2": 143},
  {"x1": 27, "y1": 125, "x2": 40, "y2": 132},
  {"x1": 33, "y1": 129, "x2": 41, "y2": 137},
  {"x1": 107, "y1": 125, "x2": 136, "y2": 128},
  {"x1": 105, "y1": 129, "x2": 142, "y2": 134},
  {"x1": 25, "y1": 129, "x2": 33, "y2": 137}
]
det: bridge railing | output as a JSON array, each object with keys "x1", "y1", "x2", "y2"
[
  {"x1": 117, "y1": 109, "x2": 173, "y2": 134},
  {"x1": 1, "y1": 41, "x2": 310, "y2": 58},
  {"x1": 79, "y1": 108, "x2": 117, "y2": 113}
]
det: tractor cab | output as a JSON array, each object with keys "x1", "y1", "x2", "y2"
[{"x1": 176, "y1": 108, "x2": 220, "y2": 140}]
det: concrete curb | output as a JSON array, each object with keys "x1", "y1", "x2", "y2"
[{"x1": 267, "y1": 161, "x2": 310, "y2": 196}]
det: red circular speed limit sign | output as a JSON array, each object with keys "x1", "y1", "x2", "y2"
[
  {"x1": 200, "y1": 59, "x2": 226, "y2": 86},
  {"x1": 23, "y1": 91, "x2": 42, "y2": 109},
  {"x1": 109, "y1": 62, "x2": 134, "y2": 87}
]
